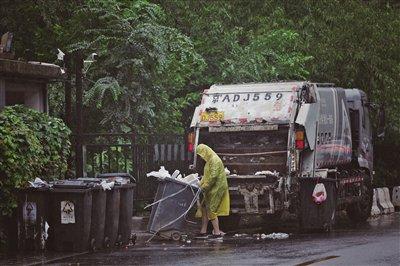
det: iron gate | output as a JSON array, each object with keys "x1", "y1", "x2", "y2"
[{"x1": 75, "y1": 133, "x2": 192, "y2": 201}]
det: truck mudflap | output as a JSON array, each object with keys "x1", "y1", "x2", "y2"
[
  {"x1": 227, "y1": 175, "x2": 283, "y2": 215},
  {"x1": 298, "y1": 177, "x2": 337, "y2": 231}
]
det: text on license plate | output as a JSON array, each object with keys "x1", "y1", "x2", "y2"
[{"x1": 200, "y1": 111, "x2": 224, "y2": 122}]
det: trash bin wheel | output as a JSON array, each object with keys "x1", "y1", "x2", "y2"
[
  {"x1": 116, "y1": 234, "x2": 122, "y2": 246},
  {"x1": 130, "y1": 234, "x2": 137, "y2": 246},
  {"x1": 90, "y1": 238, "x2": 96, "y2": 252},
  {"x1": 171, "y1": 231, "x2": 181, "y2": 241},
  {"x1": 104, "y1": 237, "x2": 110, "y2": 248}
]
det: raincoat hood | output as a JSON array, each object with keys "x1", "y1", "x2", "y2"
[{"x1": 196, "y1": 144, "x2": 216, "y2": 162}]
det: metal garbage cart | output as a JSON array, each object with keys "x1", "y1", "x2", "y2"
[
  {"x1": 17, "y1": 187, "x2": 49, "y2": 251},
  {"x1": 48, "y1": 180, "x2": 93, "y2": 252},
  {"x1": 147, "y1": 177, "x2": 200, "y2": 241}
]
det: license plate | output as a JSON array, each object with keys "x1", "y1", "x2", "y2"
[{"x1": 200, "y1": 111, "x2": 224, "y2": 122}]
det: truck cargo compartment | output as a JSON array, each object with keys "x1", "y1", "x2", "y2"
[{"x1": 199, "y1": 126, "x2": 289, "y2": 175}]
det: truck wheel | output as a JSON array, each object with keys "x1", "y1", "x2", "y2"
[{"x1": 346, "y1": 181, "x2": 372, "y2": 223}]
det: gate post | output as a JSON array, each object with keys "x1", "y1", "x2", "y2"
[{"x1": 75, "y1": 54, "x2": 84, "y2": 178}]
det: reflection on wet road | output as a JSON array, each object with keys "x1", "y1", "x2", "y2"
[{"x1": 52, "y1": 213, "x2": 400, "y2": 265}]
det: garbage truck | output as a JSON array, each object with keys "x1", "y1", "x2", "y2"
[{"x1": 188, "y1": 81, "x2": 374, "y2": 230}]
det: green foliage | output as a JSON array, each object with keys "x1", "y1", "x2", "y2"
[
  {"x1": 70, "y1": 0, "x2": 205, "y2": 134},
  {"x1": 158, "y1": 0, "x2": 312, "y2": 85},
  {"x1": 0, "y1": 106, "x2": 71, "y2": 215},
  {"x1": 221, "y1": 29, "x2": 312, "y2": 82}
]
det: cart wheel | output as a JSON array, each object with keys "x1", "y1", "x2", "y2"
[
  {"x1": 104, "y1": 237, "x2": 110, "y2": 248},
  {"x1": 90, "y1": 238, "x2": 96, "y2": 252},
  {"x1": 131, "y1": 234, "x2": 137, "y2": 246},
  {"x1": 117, "y1": 234, "x2": 123, "y2": 246},
  {"x1": 171, "y1": 231, "x2": 181, "y2": 241}
]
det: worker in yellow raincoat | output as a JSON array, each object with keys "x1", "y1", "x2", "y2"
[{"x1": 196, "y1": 144, "x2": 230, "y2": 238}]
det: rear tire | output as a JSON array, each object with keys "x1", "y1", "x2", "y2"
[{"x1": 346, "y1": 180, "x2": 372, "y2": 223}]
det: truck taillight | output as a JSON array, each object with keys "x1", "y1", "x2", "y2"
[
  {"x1": 187, "y1": 132, "x2": 195, "y2": 152},
  {"x1": 295, "y1": 130, "x2": 305, "y2": 150}
]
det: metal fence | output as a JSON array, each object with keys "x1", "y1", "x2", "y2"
[{"x1": 77, "y1": 133, "x2": 192, "y2": 201}]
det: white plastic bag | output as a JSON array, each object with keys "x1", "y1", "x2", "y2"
[
  {"x1": 312, "y1": 183, "x2": 327, "y2": 204},
  {"x1": 224, "y1": 168, "x2": 231, "y2": 175},
  {"x1": 146, "y1": 166, "x2": 171, "y2": 180},
  {"x1": 255, "y1": 170, "x2": 279, "y2": 177},
  {"x1": 181, "y1": 173, "x2": 200, "y2": 187},
  {"x1": 100, "y1": 180, "x2": 115, "y2": 191},
  {"x1": 171, "y1": 169, "x2": 180, "y2": 179},
  {"x1": 29, "y1": 177, "x2": 49, "y2": 188},
  {"x1": 260, "y1": 233, "x2": 289, "y2": 240}
]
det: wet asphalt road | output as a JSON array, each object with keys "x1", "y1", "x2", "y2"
[{"x1": 51, "y1": 213, "x2": 400, "y2": 266}]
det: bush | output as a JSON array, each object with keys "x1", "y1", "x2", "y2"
[{"x1": 0, "y1": 105, "x2": 71, "y2": 216}]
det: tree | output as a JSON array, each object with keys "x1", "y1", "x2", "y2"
[{"x1": 71, "y1": 0, "x2": 205, "y2": 134}]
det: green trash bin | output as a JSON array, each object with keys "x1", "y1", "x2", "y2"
[
  {"x1": 17, "y1": 187, "x2": 49, "y2": 251},
  {"x1": 77, "y1": 178, "x2": 107, "y2": 251},
  {"x1": 117, "y1": 183, "x2": 135, "y2": 246},
  {"x1": 96, "y1": 173, "x2": 136, "y2": 247},
  {"x1": 103, "y1": 185, "x2": 120, "y2": 248},
  {"x1": 48, "y1": 180, "x2": 93, "y2": 252}
]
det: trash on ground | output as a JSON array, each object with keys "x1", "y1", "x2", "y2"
[
  {"x1": 234, "y1": 233, "x2": 248, "y2": 237},
  {"x1": 29, "y1": 177, "x2": 49, "y2": 188},
  {"x1": 260, "y1": 233, "x2": 289, "y2": 240}
]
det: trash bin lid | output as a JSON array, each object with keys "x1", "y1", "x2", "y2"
[
  {"x1": 52, "y1": 179, "x2": 93, "y2": 189},
  {"x1": 96, "y1": 172, "x2": 136, "y2": 183},
  {"x1": 77, "y1": 177, "x2": 102, "y2": 183}
]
